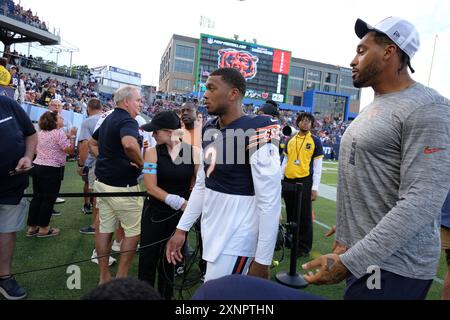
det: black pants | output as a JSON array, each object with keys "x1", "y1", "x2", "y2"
[
  {"x1": 138, "y1": 199, "x2": 181, "y2": 300},
  {"x1": 282, "y1": 176, "x2": 313, "y2": 254},
  {"x1": 27, "y1": 164, "x2": 63, "y2": 227},
  {"x1": 193, "y1": 218, "x2": 206, "y2": 275},
  {"x1": 344, "y1": 269, "x2": 432, "y2": 300},
  {"x1": 54, "y1": 165, "x2": 65, "y2": 206}
]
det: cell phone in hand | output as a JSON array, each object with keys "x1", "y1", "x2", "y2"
[{"x1": 9, "y1": 166, "x2": 34, "y2": 176}]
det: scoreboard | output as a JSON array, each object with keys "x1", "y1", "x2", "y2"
[{"x1": 196, "y1": 34, "x2": 291, "y2": 103}]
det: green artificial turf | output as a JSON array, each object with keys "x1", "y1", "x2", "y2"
[{"x1": 7, "y1": 160, "x2": 447, "y2": 300}]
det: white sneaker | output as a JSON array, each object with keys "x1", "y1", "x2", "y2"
[
  {"x1": 55, "y1": 197, "x2": 65, "y2": 204},
  {"x1": 111, "y1": 240, "x2": 121, "y2": 252},
  {"x1": 90, "y1": 249, "x2": 116, "y2": 267}
]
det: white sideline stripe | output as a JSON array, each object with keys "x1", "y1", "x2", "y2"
[
  {"x1": 282, "y1": 184, "x2": 445, "y2": 286},
  {"x1": 314, "y1": 219, "x2": 331, "y2": 230}
]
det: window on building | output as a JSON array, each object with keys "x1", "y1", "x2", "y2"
[
  {"x1": 306, "y1": 69, "x2": 321, "y2": 82},
  {"x1": 291, "y1": 66, "x2": 305, "y2": 79},
  {"x1": 324, "y1": 72, "x2": 338, "y2": 84},
  {"x1": 289, "y1": 78, "x2": 304, "y2": 91},
  {"x1": 313, "y1": 93, "x2": 346, "y2": 120},
  {"x1": 174, "y1": 59, "x2": 194, "y2": 74},
  {"x1": 323, "y1": 84, "x2": 337, "y2": 93},
  {"x1": 340, "y1": 75, "x2": 353, "y2": 87},
  {"x1": 287, "y1": 95, "x2": 294, "y2": 104},
  {"x1": 172, "y1": 78, "x2": 192, "y2": 91},
  {"x1": 339, "y1": 87, "x2": 360, "y2": 100},
  {"x1": 293, "y1": 96, "x2": 302, "y2": 106},
  {"x1": 175, "y1": 45, "x2": 195, "y2": 60},
  {"x1": 306, "y1": 81, "x2": 320, "y2": 91}
]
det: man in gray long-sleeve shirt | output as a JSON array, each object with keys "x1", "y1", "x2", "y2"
[{"x1": 303, "y1": 16, "x2": 450, "y2": 299}]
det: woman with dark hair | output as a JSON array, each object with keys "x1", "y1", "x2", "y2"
[
  {"x1": 138, "y1": 110, "x2": 200, "y2": 300},
  {"x1": 26, "y1": 111, "x2": 77, "y2": 237}
]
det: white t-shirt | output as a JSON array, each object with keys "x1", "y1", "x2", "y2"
[{"x1": 135, "y1": 115, "x2": 156, "y2": 149}]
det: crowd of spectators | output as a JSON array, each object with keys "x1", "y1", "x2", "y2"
[
  {"x1": 315, "y1": 116, "x2": 349, "y2": 145},
  {"x1": 20, "y1": 72, "x2": 108, "y2": 114},
  {"x1": 0, "y1": 0, "x2": 48, "y2": 31},
  {"x1": 2, "y1": 48, "x2": 91, "y2": 82},
  {"x1": 5, "y1": 53, "x2": 351, "y2": 136},
  {"x1": 142, "y1": 94, "x2": 351, "y2": 144}
]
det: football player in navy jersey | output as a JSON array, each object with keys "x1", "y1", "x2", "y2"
[{"x1": 166, "y1": 68, "x2": 281, "y2": 281}]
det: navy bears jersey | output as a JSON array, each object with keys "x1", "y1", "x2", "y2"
[
  {"x1": 202, "y1": 115, "x2": 280, "y2": 196},
  {"x1": 177, "y1": 114, "x2": 282, "y2": 267}
]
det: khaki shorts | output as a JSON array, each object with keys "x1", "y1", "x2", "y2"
[
  {"x1": 88, "y1": 164, "x2": 96, "y2": 190},
  {"x1": 94, "y1": 180, "x2": 143, "y2": 238}
]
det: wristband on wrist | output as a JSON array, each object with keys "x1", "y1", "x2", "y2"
[{"x1": 164, "y1": 194, "x2": 185, "y2": 211}]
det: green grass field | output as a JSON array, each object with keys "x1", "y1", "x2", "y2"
[{"x1": 8, "y1": 160, "x2": 447, "y2": 300}]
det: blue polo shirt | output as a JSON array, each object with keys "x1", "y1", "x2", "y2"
[
  {"x1": 92, "y1": 108, "x2": 142, "y2": 187},
  {"x1": 0, "y1": 96, "x2": 36, "y2": 204}
]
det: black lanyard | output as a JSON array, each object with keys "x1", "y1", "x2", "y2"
[{"x1": 295, "y1": 133, "x2": 308, "y2": 161}]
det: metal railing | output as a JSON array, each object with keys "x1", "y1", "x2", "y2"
[
  {"x1": 0, "y1": 5, "x2": 53, "y2": 33},
  {"x1": 1, "y1": 51, "x2": 90, "y2": 80}
]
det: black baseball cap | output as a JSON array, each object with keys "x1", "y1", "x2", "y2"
[
  {"x1": 258, "y1": 103, "x2": 280, "y2": 117},
  {"x1": 141, "y1": 111, "x2": 181, "y2": 132}
]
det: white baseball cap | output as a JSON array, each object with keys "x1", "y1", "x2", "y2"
[{"x1": 355, "y1": 17, "x2": 420, "y2": 72}]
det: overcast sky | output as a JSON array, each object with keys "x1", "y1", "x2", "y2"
[{"x1": 13, "y1": 0, "x2": 450, "y2": 108}]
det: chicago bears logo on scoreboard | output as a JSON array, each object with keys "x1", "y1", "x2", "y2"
[{"x1": 217, "y1": 49, "x2": 259, "y2": 80}]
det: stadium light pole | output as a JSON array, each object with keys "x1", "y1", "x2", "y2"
[{"x1": 427, "y1": 34, "x2": 438, "y2": 86}]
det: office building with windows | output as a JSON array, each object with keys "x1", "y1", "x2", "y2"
[
  {"x1": 287, "y1": 58, "x2": 360, "y2": 117},
  {"x1": 159, "y1": 34, "x2": 361, "y2": 119},
  {"x1": 159, "y1": 34, "x2": 198, "y2": 93}
]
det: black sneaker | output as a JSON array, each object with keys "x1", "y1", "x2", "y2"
[
  {"x1": 82, "y1": 204, "x2": 92, "y2": 215},
  {"x1": 79, "y1": 226, "x2": 95, "y2": 235},
  {"x1": 0, "y1": 276, "x2": 26, "y2": 300},
  {"x1": 52, "y1": 209, "x2": 61, "y2": 216}
]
